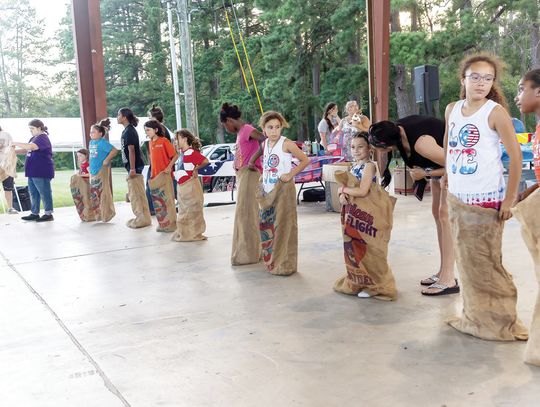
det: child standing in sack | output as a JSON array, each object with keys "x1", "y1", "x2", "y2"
[
  {"x1": 145, "y1": 120, "x2": 178, "y2": 232},
  {"x1": 220, "y1": 102, "x2": 266, "y2": 266},
  {"x1": 513, "y1": 68, "x2": 540, "y2": 366},
  {"x1": 254, "y1": 111, "x2": 309, "y2": 275},
  {"x1": 77, "y1": 149, "x2": 90, "y2": 178},
  {"x1": 117, "y1": 108, "x2": 152, "y2": 228},
  {"x1": 444, "y1": 53, "x2": 527, "y2": 341},
  {"x1": 171, "y1": 130, "x2": 209, "y2": 242},
  {"x1": 70, "y1": 147, "x2": 93, "y2": 221},
  {"x1": 88, "y1": 119, "x2": 118, "y2": 222},
  {"x1": 0, "y1": 128, "x2": 18, "y2": 214},
  {"x1": 335, "y1": 132, "x2": 397, "y2": 300}
]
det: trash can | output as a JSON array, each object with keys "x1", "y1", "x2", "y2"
[{"x1": 13, "y1": 186, "x2": 31, "y2": 212}]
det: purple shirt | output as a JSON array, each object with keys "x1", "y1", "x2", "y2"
[{"x1": 25, "y1": 133, "x2": 55, "y2": 179}]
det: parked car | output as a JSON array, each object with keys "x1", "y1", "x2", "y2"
[
  {"x1": 199, "y1": 143, "x2": 235, "y2": 191},
  {"x1": 144, "y1": 143, "x2": 236, "y2": 192}
]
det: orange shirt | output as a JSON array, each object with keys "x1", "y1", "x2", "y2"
[
  {"x1": 149, "y1": 137, "x2": 176, "y2": 179},
  {"x1": 534, "y1": 124, "x2": 540, "y2": 185}
]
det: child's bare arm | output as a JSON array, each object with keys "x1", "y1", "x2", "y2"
[
  {"x1": 248, "y1": 144, "x2": 264, "y2": 170},
  {"x1": 103, "y1": 148, "x2": 118, "y2": 166},
  {"x1": 281, "y1": 140, "x2": 309, "y2": 183},
  {"x1": 165, "y1": 153, "x2": 180, "y2": 174},
  {"x1": 491, "y1": 105, "x2": 522, "y2": 220},
  {"x1": 341, "y1": 162, "x2": 376, "y2": 198}
]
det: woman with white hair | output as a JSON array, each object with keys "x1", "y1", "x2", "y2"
[{"x1": 337, "y1": 100, "x2": 371, "y2": 161}]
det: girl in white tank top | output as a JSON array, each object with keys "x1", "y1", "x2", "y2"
[
  {"x1": 262, "y1": 136, "x2": 293, "y2": 193},
  {"x1": 446, "y1": 99, "x2": 505, "y2": 209}
]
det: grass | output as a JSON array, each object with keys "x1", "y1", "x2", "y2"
[{"x1": 1, "y1": 168, "x2": 129, "y2": 213}]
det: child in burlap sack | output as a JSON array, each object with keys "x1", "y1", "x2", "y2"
[
  {"x1": 444, "y1": 53, "x2": 527, "y2": 341},
  {"x1": 0, "y1": 129, "x2": 18, "y2": 214},
  {"x1": 335, "y1": 132, "x2": 397, "y2": 300},
  {"x1": 220, "y1": 103, "x2": 266, "y2": 265},
  {"x1": 513, "y1": 68, "x2": 540, "y2": 364},
  {"x1": 254, "y1": 111, "x2": 309, "y2": 276},
  {"x1": 117, "y1": 108, "x2": 152, "y2": 228},
  {"x1": 88, "y1": 120, "x2": 117, "y2": 222},
  {"x1": 171, "y1": 129, "x2": 209, "y2": 242},
  {"x1": 145, "y1": 120, "x2": 178, "y2": 233},
  {"x1": 70, "y1": 148, "x2": 95, "y2": 221}
]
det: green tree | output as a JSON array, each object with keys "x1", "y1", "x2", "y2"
[{"x1": 0, "y1": 0, "x2": 51, "y2": 116}]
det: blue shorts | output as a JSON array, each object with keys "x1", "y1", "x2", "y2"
[{"x1": 2, "y1": 176, "x2": 14, "y2": 191}]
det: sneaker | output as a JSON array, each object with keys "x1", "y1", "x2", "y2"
[
  {"x1": 357, "y1": 291, "x2": 372, "y2": 298},
  {"x1": 7, "y1": 207, "x2": 18, "y2": 214},
  {"x1": 36, "y1": 214, "x2": 54, "y2": 222},
  {"x1": 21, "y1": 213, "x2": 40, "y2": 221}
]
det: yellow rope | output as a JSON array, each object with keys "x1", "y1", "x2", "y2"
[
  {"x1": 231, "y1": 2, "x2": 263, "y2": 114},
  {"x1": 224, "y1": 8, "x2": 251, "y2": 95}
]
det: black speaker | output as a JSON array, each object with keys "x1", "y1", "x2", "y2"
[{"x1": 414, "y1": 65, "x2": 440, "y2": 103}]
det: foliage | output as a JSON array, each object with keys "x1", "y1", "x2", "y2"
[{"x1": 1, "y1": 0, "x2": 539, "y2": 140}]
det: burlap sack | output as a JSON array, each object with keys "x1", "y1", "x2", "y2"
[
  {"x1": 512, "y1": 189, "x2": 540, "y2": 364},
  {"x1": 256, "y1": 179, "x2": 298, "y2": 276},
  {"x1": 446, "y1": 194, "x2": 528, "y2": 341},
  {"x1": 70, "y1": 174, "x2": 96, "y2": 222},
  {"x1": 126, "y1": 174, "x2": 152, "y2": 228},
  {"x1": 148, "y1": 172, "x2": 177, "y2": 233},
  {"x1": 231, "y1": 167, "x2": 262, "y2": 265},
  {"x1": 171, "y1": 176, "x2": 207, "y2": 242},
  {"x1": 0, "y1": 137, "x2": 16, "y2": 181},
  {"x1": 332, "y1": 170, "x2": 397, "y2": 300},
  {"x1": 89, "y1": 167, "x2": 115, "y2": 222}
]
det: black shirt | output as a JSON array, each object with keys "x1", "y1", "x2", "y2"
[
  {"x1": 121, "y1": 124, "x2": 145, "y2": 171},
  {"x1": 396, "y1": 115, "x2": 445, "y2": 169}
]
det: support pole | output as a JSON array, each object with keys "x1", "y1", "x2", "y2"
[
  {"x1": 366, "y1": 0, "x2": 391, "y2": 175},
  {"x1": 366, "y1": 0, "x2": 390, "y2": 123},
  {"x1": 71, "y1": 0, "x2": 107, "y2": 145},
  {"x1": 177, "y1": 0, "x2": 199, "y2": 136},
  {"x1": 164, "y1": 0, "x2": 183, "y2": 130}
]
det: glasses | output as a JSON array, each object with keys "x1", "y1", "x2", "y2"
[{"x1": 466, "y1": 73, "x2": 495, "y2": 83}]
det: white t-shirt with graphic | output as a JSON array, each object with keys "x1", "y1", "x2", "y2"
[
  {"x1": 446, "y1": 99, "x2": 505, "y2": 208},
  {"x1": 262, "y1": 136, "x2": 292, "y2": 194}
]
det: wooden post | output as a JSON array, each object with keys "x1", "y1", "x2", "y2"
[
  {"x1": 366, "y1": 0, "x2": 390, "y2": 122},
  {"x1": 71, "y1": 0, "x2": 107, "y2": 146},
  {"x1": 366, "y1": 0, "x2": 391, "y2": 173}
]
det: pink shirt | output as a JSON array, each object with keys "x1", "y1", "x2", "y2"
[{"x1": 234, "y1": 124, "x2": 262, "y2": 172}]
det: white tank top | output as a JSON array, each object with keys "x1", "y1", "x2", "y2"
[
  {"x1": 262, "y1": 136, "x2": 292, "y2": 193},
  {"x1": 446, "y1": 99, "x2": 505, "y2": 206}
]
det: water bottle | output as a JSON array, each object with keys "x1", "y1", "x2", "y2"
[{"x1": 311, "y1": 141, "x2": 319, "y2": 156}]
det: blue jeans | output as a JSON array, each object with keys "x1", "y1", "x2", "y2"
[{"x1": 28, "y1": 177, "x2": 53, "y2": 215}]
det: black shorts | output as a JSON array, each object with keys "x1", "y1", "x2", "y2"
[{"x1": 2, "y1": 176, "x2": 14, "y2": 191}]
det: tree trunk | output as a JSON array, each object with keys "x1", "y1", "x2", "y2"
[
  {"x1": 394, "y1": 64, "x2": 414, "y2": 118},
  {"x1": 530, "y1": 4, "x2": 540, "y2": 68},
  {"x1": 312, "y1": 58, "x2": 320, "y2": 139},
  {"x1": 0, "y1": 34, "x2": 12, "y2": 115}
]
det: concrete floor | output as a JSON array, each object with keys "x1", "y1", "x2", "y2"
[{"x1": 1, "y1": 190, "x2": 539, "y2": 407}]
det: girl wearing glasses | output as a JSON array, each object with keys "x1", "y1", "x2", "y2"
[{"x1": 444, "y1": 53, "x2": 526, "y2": 342}]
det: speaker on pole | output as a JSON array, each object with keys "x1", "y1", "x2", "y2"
[{"x1": 414, "y1": 65, "x2": 440, "y2": 117}]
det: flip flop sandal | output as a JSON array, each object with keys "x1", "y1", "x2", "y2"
[
  {"x1": 420, "y1": 274, "x2": 439, "y2": 286},
  {"x1": 422, "y1": 280, "x2": 460, "y2": 296}
]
